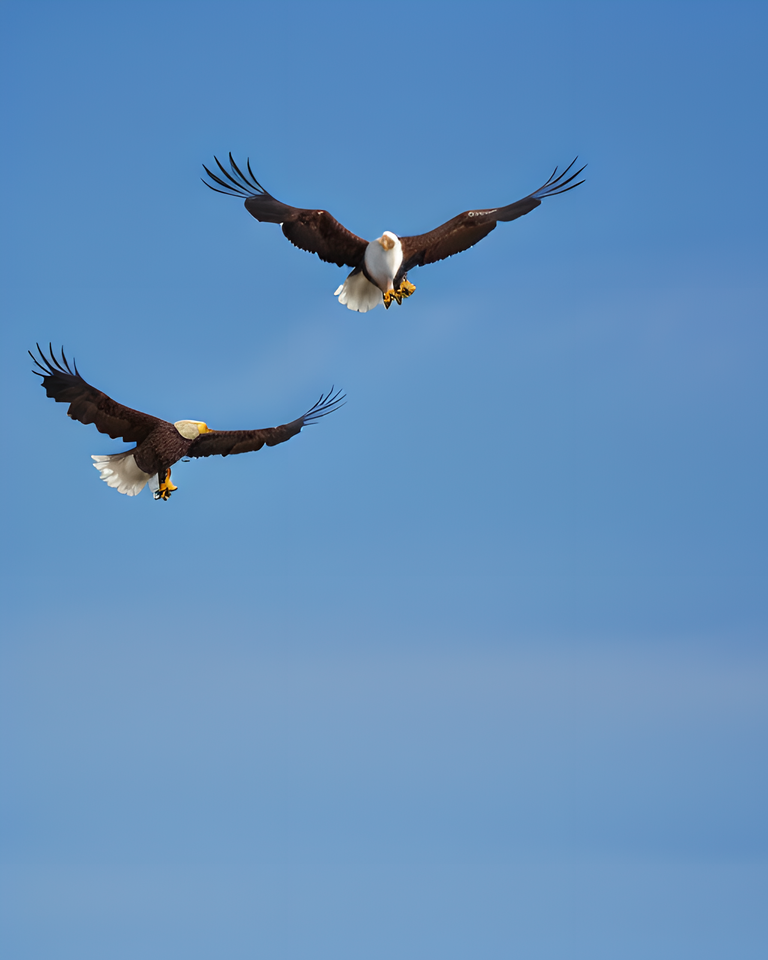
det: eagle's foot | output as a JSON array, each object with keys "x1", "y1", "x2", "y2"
[
  {"x1": 397, "y1": 278, "x2": 416, "y2": 302},
  {"x1": 384, "y1": 279, "x2": 416, "y2": 308},
  {"x1": 391, "y1": 279, "x2": 416, "y2": 305},
  {"x1": 155, "y1": 469, "x2": 177, "y2": 501}
]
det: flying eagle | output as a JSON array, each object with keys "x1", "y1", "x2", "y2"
[
  {"x1": 202, "y1": 154, "x2": 586, "y2": 313},
  {"x1": 31, "y1": 345, "x2": 344, "y2": 500}
]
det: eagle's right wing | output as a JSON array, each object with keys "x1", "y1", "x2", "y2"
[
  {"x1": 31, "y1": 344, "x2": 164, "y2": 443},
  {"x1": 202, "y1": 154, "x2": 369, "y2": 269}
]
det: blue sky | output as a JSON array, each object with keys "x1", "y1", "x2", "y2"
[{"x1": 1, "y1": 1, "x2": 767, "y2": 957}]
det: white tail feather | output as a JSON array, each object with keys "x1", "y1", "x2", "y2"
[
  {"x1": 91, "y1": 452, "x2": 152, "y2": 496},
  {"x1": 334, "y1": 271, "x2": 383, "y2": 312}
]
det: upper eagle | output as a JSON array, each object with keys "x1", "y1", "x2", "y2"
[
  {"x1": 31, "y1": 345, "x2": 344, "y2": 501},
  {"x1": 202, "y1": 154, "x2": 586, "y2": 312}
]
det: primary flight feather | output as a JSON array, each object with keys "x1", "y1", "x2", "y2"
[
  {"x1": 31, "y1": 345, "x2": 345, "y2": 500},
  {"x1": 202, "y1": 154, "x2": 586, "y2": 312}
]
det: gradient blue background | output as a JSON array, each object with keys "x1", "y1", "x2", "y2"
[{"x1": 2, "y1": 1, "x2": 767, "y2": 957}]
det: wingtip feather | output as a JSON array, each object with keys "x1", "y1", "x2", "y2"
[{"x1": 201, "y1": 154, "x2": 266, "y2": 199}]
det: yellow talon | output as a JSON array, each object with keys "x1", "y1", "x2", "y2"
[
  {"x1": 384, "y1": 279, "x2": 415, "y2": 309},
  {"x1": 155, "y1": 468, "x2": 178, "y2": 501},
  {"x1": 391, "y1": 279, "x2": 416, "y2": 304}
]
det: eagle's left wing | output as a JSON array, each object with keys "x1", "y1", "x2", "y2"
[
  {"x1": 399, "y1": 159, "x2": 585, "y2": 273},
  {"x1": 202, "y1": 154, "x2": 368, "y2": 268},
  {"x1": 187, "y1": 388, "x2": 345, "y2": 458}
]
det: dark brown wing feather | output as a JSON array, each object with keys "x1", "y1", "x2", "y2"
[
  {"x1": 399, "y1": 159, "x2": 586, "y2": 273},
  {"x1": 186, "y1": 388, "x2": 345, "y2": 459},
  {"x1": 30, "y1": 344, "x2": 165, "y2": 443},
  {"x1": 202, "y1": 154, "x2": 368, "y2": 268},
  {"x1": 400, "y1": 216, "x2": 499, "y2": 271},
  {"x1": 279, "y1": 211, "x2": 368, "y2": 268}
]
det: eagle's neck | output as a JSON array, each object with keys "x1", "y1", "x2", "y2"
[{"x1": 364, "y1": 232, "x2": 403, "y2": 293}]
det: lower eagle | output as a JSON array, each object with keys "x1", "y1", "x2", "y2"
[
  {"x1": 202, "y1": 154, "x2": 586, "y2": 312},
  {"x1": 31, "y1": 345, "x2": 344, "y2": 501}
]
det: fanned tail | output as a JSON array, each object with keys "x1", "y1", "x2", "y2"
[{"x1": 92, "y1": 452, "x2": 151, "y2": 496}]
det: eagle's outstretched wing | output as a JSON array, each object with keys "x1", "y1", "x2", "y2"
[
  {"x1": 187, "y1": 387, "x2": 346, "y2": 459},
  {"x1": 202, "y1": 154, "x2": 368, "y2": 269},
  {"x1": 399, "y1": 159, "x2": 586, "y2": 273},
  {"x1": 31, "y1": 344, "x2": 164, "y2": 443}
]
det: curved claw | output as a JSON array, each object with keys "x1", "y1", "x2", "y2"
[{"x1": 154, "y1": 468, "x2": 177, "y2": 501}]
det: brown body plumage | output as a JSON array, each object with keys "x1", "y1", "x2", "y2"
[
  {"x1": 130, "y1": 426, "x2": 193, "y2": 478},
  {"x1": 31, "y1": 345, "x2": 344, "y2": 500},
  {"x1": 202, "y1": 154, "x2": 586, "y2": 312}
]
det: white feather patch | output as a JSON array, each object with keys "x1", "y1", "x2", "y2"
[
  {"x1": 91, "y1": 452, "x2": 152, "y2": 496},
  {"x1": 364, "y1": 233, "x2": 403, "y2": 290},
  {"x1": 334, "y1": 271, "x2": 383, "y2": 313}
]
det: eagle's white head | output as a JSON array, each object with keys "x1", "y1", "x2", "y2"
[
  {"x1": 377, "y1": 231, "x2": 398, "y2": 251},
  {"x1": 174, "y1": 420, "x2": 211, "y2": 440},
  {"x1": 336, "y1": 232, "x2": 406, "y2": 311}
]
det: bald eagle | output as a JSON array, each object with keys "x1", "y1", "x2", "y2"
[
  {"x1": 202, "y1": 154, "x2": 586, "y2": 313},
  {"x1": 31, "y1": 345, "x2": 344, "y2": 500}
]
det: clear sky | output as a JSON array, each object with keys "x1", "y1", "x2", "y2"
[{"x1": 1, "y1": 1, "x2": 767, "y2": 958}]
